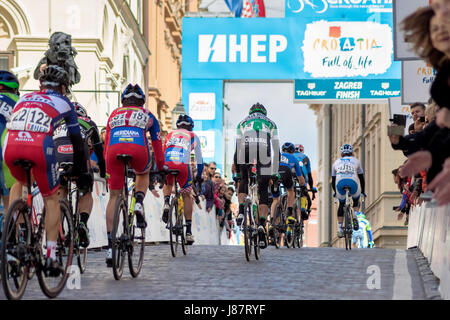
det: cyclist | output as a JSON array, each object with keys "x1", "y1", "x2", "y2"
[
  {"x1": 352, "y1": 210, "x2": 374, "y2": 248},
  {"x1": 234, "y1": 102, "x2": 280, "y2": 249},
  {"x1": 0, "y1": 70, "x2": 20, "y2": 211},
  {"x1": 53, "y1": 101, "x2": 106, "y2": 247},
  {"x1": 161, "y1": 114, "x2": 203, "y2": 245},
  {"x1": 4, "y1": 65, "x2": 85, "y2": 275},
  {"x1": 294, "y1": 144, "x2": 317, "y2": 218},
  {"x1": 331, "y1": 144, "x2": 366, "y2": 238},
  {"x1": 104, "y1": 83, "x2": 164, "y2": 266},
  {"x1": 269, "y1": 142, "x2": 305, "y2": 237}
]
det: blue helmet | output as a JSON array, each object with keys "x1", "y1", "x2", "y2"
[
  {"x1": 340, "y1": 144, "x2": 353, "y2": 155},
  {"x1": 121, "y1": 83, "x2": 145, "y2": 104},
  {"x1": 356, "y1": 211, "x2": 366, "y2": 219},
  {"x1": 282, "y1": 142, "x2": 295, "y2": 154},
  {"x1": 176, "y1": 114, "x2": 194, "y2": 131}
]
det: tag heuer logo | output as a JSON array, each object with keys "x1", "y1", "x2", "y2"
[
  {"x1": 307, "y1": 83, "x2": 316, "y2": 90},
  {"x1": 381, "y1": 82, "x2": 390, "y2": 90}
]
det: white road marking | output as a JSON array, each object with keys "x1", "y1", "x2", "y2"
[{"x1": 393, "y1": 249, "x2": 413, "y2": 300}]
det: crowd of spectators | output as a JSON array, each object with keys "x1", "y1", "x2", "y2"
[{"x1": 388, "y1": 2, "x2": 450, "y2": 224}]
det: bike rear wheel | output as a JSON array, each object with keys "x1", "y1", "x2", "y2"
[
  {"x1": 244, "y1": 202, "x2": 252, "y2": 262},
  {"x1": 344, "y1": 206, "x2": 352, "y2": 251},
  {"x1": 111, "y1": 196, "x2": 127, "y2": 280},
  {"x1": 169, "y1": 198, "x2": 178, "y2": 258},
  {"x1": 0, "y1": 200, "x2": 30, "y2": 300},
  {"x1": 179, "y1": 212, "x2": 187, "y2": 256},
  {"x1": 37, "y1": 199, "x2": 74, "y2": 298},
  {"x1": 128, "y1": 208, "x2": 146, "y2": 278},
  {"x1": 72, "y1": 212, "x2": 88, "y2": 274}
]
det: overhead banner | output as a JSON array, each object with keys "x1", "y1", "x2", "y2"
[
  {"x1": 401, "y1": 60, "x2": 435, "y2": 104},
  {"x1": 393, "y1": 0, "x2": 430, "y2": 60}
]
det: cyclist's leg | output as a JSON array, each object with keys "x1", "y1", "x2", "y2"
[
  {"x1": 270, "y1": 182, "x2": 280, "y2": 224},
  {"x1": 256, "y1": 168, "x2": 271, "y2": 226},
  {"x1": 178, "y1": 164, "x2": 194, "y2": 240},
  {"x1": 237, "y1": 164, "x2": 250, "y2": 223}
]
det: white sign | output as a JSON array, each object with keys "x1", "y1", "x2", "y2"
[
  {"x1": 401, "y1": 60, "x2": 435, "y2": 104},
  {"x1": 302, "y1": 21, "x2": 393, "y2": 78},
  {"x1": 389, "y1": 96, "x2": 414, "y2": 135},
  {"x1": 189, "y1": 93, "x2": 216, "y2": 120},
  {"x1": 393, "y1": 0, "x2": 430, "y2": 60},
  {"x1": 195, "y1": 130, "x2": 215, "y2": 158}
]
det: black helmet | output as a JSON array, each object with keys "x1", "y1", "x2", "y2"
[
  {"x1": 0, "y1": 70, "x2": 19, "y2": 91},
  {"x1": 121, "y1": 83, "x2": 145, "y2": 104},
  {"x1": 39, "y1": 65, "x2": 70, "y2": 88},
  {"x1": 249, "y1": 102, "x2": 267, "y2": 116},
  {"x1": 73, "y1": 102, "x2": 88, "y2": 118},
  {"x1": 176, "y1": 114, "x2": 194, "y2": 131},
  {"x1": 282, "y1": 142, "x2": 295, "y2": 154}
]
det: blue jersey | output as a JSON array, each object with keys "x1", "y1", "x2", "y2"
[
  {"x1": 280, "y1": 152, "x2": 303, "y2": 177},
  {"x1": 294, "y1": 152, "x2": 309, "y2": 184}
]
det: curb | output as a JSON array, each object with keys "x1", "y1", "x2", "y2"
[{"x1": 409, "y1": 247, "x2": 442, "y2": 300}]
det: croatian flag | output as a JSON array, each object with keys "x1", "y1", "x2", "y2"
[{"x1": 241, "y1": 0, "x2": 266, "y2": 17}]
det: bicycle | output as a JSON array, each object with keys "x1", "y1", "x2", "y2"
[
  {"x1": 110, "y1": 154, "x2": 145, "y2": 280},
  {"x1": 0, "y1": 159, "x2": 73, "y2": 300},
  {"x1": 240, "y1": 165, "x2": 263, "y2": 261},
  {"x1": 342, "y1": 187, "x2": 359, "y2": 251},
  {"x1": 292, "y1": 185, "x2": 315, "y2": 248},
  {"x1": 268, "y1": 182, "x2": 289, "y2": 249},
  {"x1": 162, "y1": 169, "x2": 201, "y2": 258},
  {"x1": 59, "y1": 162, "x2": 87, "y2": 274}
]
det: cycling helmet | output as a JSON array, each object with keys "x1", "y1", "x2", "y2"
[
  {"x1": 340, "y1": 144, "x2": 353, "y2": 155},
  {"x1": 73, "y1": 102, "x2": 88, "y2": 118},
  {"x1": 0, "y1": 70, "x2": 19, "y2": 90},
  {"x1": 176, "y1": 114, "x2": 194, "y2": 131},
  {"x1": 39, "y1": 65, "x2": 70, "y2": 88},
  {"x1": 295, "y1": 144, "x2": 304, "y2": 153},
  {"x1": 121, "y1": 83, "x2": 145, "y2": 104},
  {"x1": 282, "y1": 142, "x2": 295, "y2": 154},
  {"x1": 356, "y1": 212, "x2": 366, "y2": 219},
  {"x1": 249, "y1": 102, "x2": 267, "y2": 116}
]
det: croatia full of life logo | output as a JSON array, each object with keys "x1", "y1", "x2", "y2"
[{"x1": 302, "y1": 20, "x2": 393, "y2": 78}]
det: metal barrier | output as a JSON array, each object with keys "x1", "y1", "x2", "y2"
[{"x1": 407, "y1": 202, "x2": 450, "y2": 299}]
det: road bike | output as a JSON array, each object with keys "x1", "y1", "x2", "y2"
[
  {"x1": 241, "y1": 166, "x2": 263, "y2": 261},
  {"x1": 268, "y1": 182, "x2": 288, "y2": 249},
  {"x1": 0, "y1": 159, "x2": 73, "y2": 300},
  {"x1": 110, "y1": 154, "x2": 145, "y2": 280},
  {"x1": 59, "y1": 162, "x2": 88, "y2": 274},
  {"x1": 342, "y1": 187, "x2": 359, "y2": 251}
]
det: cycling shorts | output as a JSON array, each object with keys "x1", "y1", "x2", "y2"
[
  {"x1": 106, "y1": 142, "x2": 151, "y2": 190},
  {"x1": 271, "y1": 166, "x2": 294, "y2": 198},
  {"x1": 336, "y1": 178, "x2": 360, "y2": 202},
  {"x1": 238, "y1": 163, "x2": 270, "y2": 206},
  {"x1": 165, "y1": 161, "x2": 192, "y2": 193},
  {"x1": 4, "y1": 131, "x2": 59, "y2": 197}
]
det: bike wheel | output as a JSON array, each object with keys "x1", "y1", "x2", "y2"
[
  {"x1": 37, "y1": 199, "x2": 73, "y2": 298},
  {"x1": 244, "y1": 203, "x2": 252, "y2": 262},
  {"x1": 295, "y1": 221, "x2": 304, "y2": 248},
  {"x1": 77, "y1": 247, "x2": 87, "y2": 274},
  {"x1": 111, "y1": 197, "x2": 127, "y2": 280},
  {"x1": 73, "y1": 212, "x2": 87, "y2": 274},
  {"x1": 128, "y1": 208, "x2": 146, "y2": 278},
  {"x1": 179, "y1": 212, "x2": 187, "y2": 256},
  {"x1": 169, "y1": 198, "x2": 178, "y2": 258},
  {"x1": 0, "y1": 200, "x2": 30, "y2": 300},
  {"x1": 284, "y1": 214, "x2": 293, "y2": 248},
  {"x1": 344, "y1": 207, "x2": 352, "y2": 251}
]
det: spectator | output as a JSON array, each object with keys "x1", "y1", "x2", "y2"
[
  {"x1": 409, "y1": 103, "x2": 427, "y2": 134},
  {"x1": 201, "y1": 162, "x2": 215, "y2": 213}
]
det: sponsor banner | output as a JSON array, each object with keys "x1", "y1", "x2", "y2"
[
  {"x1": 195, "y1": 130, "x2": 216, "y2": 158},
  {"x1": 182, "y1": 17, "x2": 400, "y2": 82},
  {"x1": 295, "y1": 79, "x2": 401, "y2": 101},
  {"x1": 401, "y1": 60, "x2": 435, "y2": 104},
  {"x1": 189, "y1": 93, "x2": 216, "y2": 120},
  {"x1": 286, "y1": 0, "x2": 393, "y2": 18},
  {"x1": 388, "y1": 96, "x2": 414, "y2": 135},
  {"x1": 393, "y1": 0, "x2": 430, "y2": 60}
]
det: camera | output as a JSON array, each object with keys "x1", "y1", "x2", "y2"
[{"x1": 390, "y1": 114, "x2": 407, "y2": 127}]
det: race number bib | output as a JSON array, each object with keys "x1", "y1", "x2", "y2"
[
  {"x1": 128, "y1": 110, "x2": 149, "y2": 129},
  {"x1": 0, "y1": 100, "x2": 13, "y2": 121},
  {"x1": 336, "y1": 163, "x2": 356, "y2": 176},
  {"x1": 53, "y1": 123, "x2": 68, "y2": 139},
  {"x1": 109, "y1": 112, "x2": 126, "y2": 129},
  {"x1": 8, "y1": 108, "x2": 51, "y2": 133}
]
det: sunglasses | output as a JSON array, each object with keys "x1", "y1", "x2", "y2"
[
  {"x1": 214, "y1": 175, "x2": 221, "y2": 179},
  {"x1": 210, "y1": 167, "x2": 216, "y2": 170}
]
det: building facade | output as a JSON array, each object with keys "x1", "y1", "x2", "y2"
[
  {"x1": 0, "y1": 0, "x2": 199, "y2": 129},
  {"x1": 304, "y1": 170, "x2": 319, "y2": 247},
  {"x1": 310, "y1": 104, "x2": 409, "y2": 249}
]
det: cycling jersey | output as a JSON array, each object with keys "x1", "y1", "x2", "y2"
[
  {"x1": 234, "y1": 112, "x2": 280, "y2": 176},
  {"x1": 4, "y1": 89, "x2": 84, "y2": 197},
  {"x1": 281, "y1": 152, "x2": 303, "y2": 178},
  {"x1": 105, "y1": 105, "x2": 164, "y2": 190},
  {"x1": 331, "y1": 156, "x2": 364, "y2": 201},
  {"x1": 271, "y1": 152, "x2": 304, "y2": 198},
  {"x1": 353, "y1": 212, "x2": 373, "y2": 247},
  {"x1": 164, "y1": 128, "x2": 203, "y2": 192},
  {"x1": 0, "y1": 92, "x2": 18, "y2": 195},
  {"x1": 294, "y1": 151, "x2": 311, "y2": 185}
]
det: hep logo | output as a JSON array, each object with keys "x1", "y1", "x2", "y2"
[{"x1": 287, "y1": 0, "x2": 328, "y2": 14}]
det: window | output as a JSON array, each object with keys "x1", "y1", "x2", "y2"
[{"x1": 0, "y1": 52, "x2": 13, "y2": 70}]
